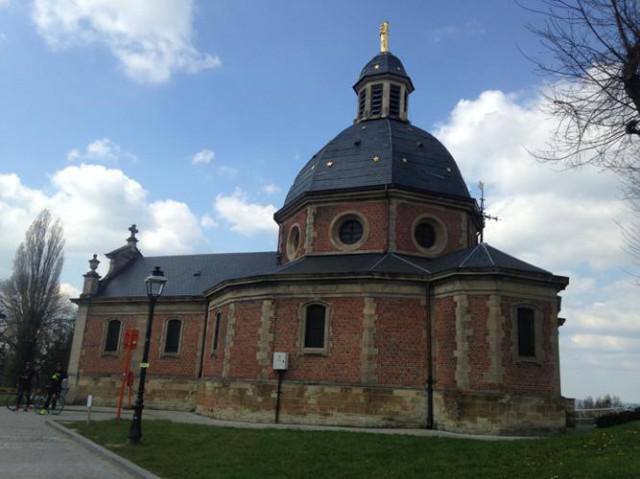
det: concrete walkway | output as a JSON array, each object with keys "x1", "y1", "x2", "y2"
[
  {"x1": 0, "y1": 407, "x2": 142, "y2": 479},
  {"x1": 54, "y1": 405, "x2": 532, "y2": 441}
]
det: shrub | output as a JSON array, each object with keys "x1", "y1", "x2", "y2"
[{"x1": 595, "y1": 408, "x2": 640, "y2": 428}]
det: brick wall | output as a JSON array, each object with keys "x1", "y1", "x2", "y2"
[
  {"x1": 312, "y1": 201, "x2": 388, "y2": 253},
  {"x1": 80, "y1": 310, "x2": 204, "y2": 379},
  {"x1": 500, "y1": 296, "x2": 560, "y2": 395},
  {"x1": 375, "y1": 297, "x2": 427, "y2": 387},
  {"x1": 395, "y1": 201, "x2": 467, "y2": 254},
  {"x1": 433, "y1": 296, "x2": 457, "y2": 388}
]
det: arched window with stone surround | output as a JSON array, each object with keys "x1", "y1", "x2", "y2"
[
  {"x1": 164, "y1": 319, "x2": 182, "y2": 354},
  {"x1": 104, "y1": 319, "x2": 121, "y2": 352}
]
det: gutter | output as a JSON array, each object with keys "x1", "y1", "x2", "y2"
[
  {"x1": 425, "y1": 282, "x2": 434, "y2": 429},
  {"x1": 197, "y1": 304, "x2": 210, "y2": 379}
]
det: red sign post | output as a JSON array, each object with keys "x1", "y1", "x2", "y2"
[{"x1": 116, "y1": 328, "x2": 139, "y2": 420}]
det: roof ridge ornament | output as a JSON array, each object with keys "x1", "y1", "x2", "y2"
[{"x1": 380, "y1": 21, "x2": 389, "y2": 53}]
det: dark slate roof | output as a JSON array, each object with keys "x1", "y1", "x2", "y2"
[
  {"x1": 97, "y1": 252, "x2": 279, "y2": 298},
  {"x1": 283, "y1": 119, "x2": 471, "y2": 207},
  {"x1": 94, "y1": 244, "x2": 553, "y2": 299},
  {"x1": 272, "y1": 244, "x2": 549, "y2": 277},
  {"x1": 354, "y1": 52, "x2": 414, "y2": 91}
]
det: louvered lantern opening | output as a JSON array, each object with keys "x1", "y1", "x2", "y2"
[
  {"x1": 370, "y1": 83, "x2": 383, "y2": 116},
  {"x1": 389, "y1": 84, "x2": 401, "y2": 117},
  {"x1": 358, "y1": 88, "x2": 367, "y2": 119},
  {"x1": 404, "y1": 89, "x2": 408, "y2": 117}
]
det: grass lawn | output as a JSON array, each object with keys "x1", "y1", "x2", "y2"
[{"x1": 69, "y1": 419, "x2": 640, "y2": 479}]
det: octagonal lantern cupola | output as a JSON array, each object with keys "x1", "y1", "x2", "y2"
[{"x1": 354, "y1": 21, "x2": 414, "y2": 123}]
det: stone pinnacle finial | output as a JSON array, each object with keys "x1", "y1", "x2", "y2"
[
  {"x1": 88, "y1": 254, "x2": 99, "y2": 273},
  {"x1": 127, "y1": 224, "x2": 139, "y2": 247},
  {"x1": 380, "y1": 21, "x2": 389, "y2": 53}
]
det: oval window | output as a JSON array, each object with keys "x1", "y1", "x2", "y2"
[
  {"x1": 287, "y1": 225, "x2": 301, "y2": 259},
  {"x1": 339, "y1": 219, "x2": 363, "y2": 245},
  {"x1": 414, "y1": 221, "x2": 436, "y2": 249}
]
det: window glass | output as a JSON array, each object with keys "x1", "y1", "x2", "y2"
[
  {"x1": 339, "y1": 219, "x2": 363, "y2": 245},
  {"x1": 165, "y1": 319, "x2": 182, "y2": 353},
  {"x1": 304, "y1": 305, "x2": 326, "y2": 349},
  {"x1": 517, "y1": 308, "x2": 536, "y2": 357},
  {"x1": 415, "y1": 221, "x2": 436, "y2": 249},
  {"x1": 105, "y1": 320, "x2": 121, "y2": 352}
]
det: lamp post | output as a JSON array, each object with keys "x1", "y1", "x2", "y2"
[{"x1": 128, "y1": 266, "x2": 167, "y2": 444}]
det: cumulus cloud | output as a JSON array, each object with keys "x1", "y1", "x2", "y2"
[
  {"x1": 435, "y1": 90, "x2": 630, "y2": 272},
  {"x1": 0, "y1": 164, "x2": 207, "y2": 280},
  {"x1": 434, "y1": 88, "x2": 640, "y2": 400},
  {"x1": 191, "y1": 148, "x2": 214, "y2": 165},
  {"x1": 67, "y1": 138, "x2": 136, "y2": 163},
  {"x1": 214, "y1": 188, "x2": 277, "y2": 236},
  {"x1": 31, "y1": 0, "x2": 220, "y2": 84},
  {"x1": 263, "y1": 183, "x2": 281, "y2": 195}
]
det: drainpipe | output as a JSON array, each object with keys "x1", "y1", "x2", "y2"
[
  {"x1": 425, "y1": 283, "x2": 435, "y2": 429},
  {"x1": 197, "y1": 304, "x2": 210, "y2": 379}
]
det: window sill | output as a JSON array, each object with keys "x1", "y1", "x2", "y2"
[
  {"x1": 160, "y1": 352, "x2": 181, "y2": 358},
  {"x1": 301, "y1": 348, "x2": 328, "y2": 356},
  {"x1": 516, "y1": 357, "x2": 542, "y2": 366},
  {"x1": 101, "y1": 351, "x2": 119, "y2": 357}
]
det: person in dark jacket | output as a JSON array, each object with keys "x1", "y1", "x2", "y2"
[
  {"x1": 39, "y1": 364, "x2": 67, "y2": 414},
  {"x1": 16, "y1": 362, "x2": 38, "y2": 411}
]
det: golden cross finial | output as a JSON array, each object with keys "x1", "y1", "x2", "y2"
[{"x1": 379, "y1": 21, "x2": 389, "y2": 53}]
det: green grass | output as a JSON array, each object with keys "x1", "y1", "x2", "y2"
[{"x1": 69, "y1": 419, "x2": 640, "y2": 479}]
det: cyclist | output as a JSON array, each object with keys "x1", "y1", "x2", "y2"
[
  {"x1": 39, "y1": 364, "x2": 67, "y2": 415},
  {"x1": 15, "y1": 361, "x2": 38, "y2": 411}
]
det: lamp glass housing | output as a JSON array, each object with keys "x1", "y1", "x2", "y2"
[{"x1": 145, "y1": 266, "x2": 167, "y2": 299}]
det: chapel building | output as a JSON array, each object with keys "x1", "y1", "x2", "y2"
[{"x1": 68, "y1": 24, "x2": 570, "y2": 435}]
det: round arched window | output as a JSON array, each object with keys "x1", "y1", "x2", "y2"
[
  {"x1": 339, "y1": 219, "x2": 363, "y2": 245},
  {"x1": 414, "y1": 221, "x2": 436, "y2": 249}
]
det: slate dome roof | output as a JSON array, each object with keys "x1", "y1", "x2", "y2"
[
  {"x1": 354, "y1": 52, "x2": 414, "y2": 91},
  {"x1": 283, "y1": 119, "x2": 471, "y2": 206}
]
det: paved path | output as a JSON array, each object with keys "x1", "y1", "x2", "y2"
[
  {"x1": 54, "y1": 405, "x2": 530, "y2": 440},
  {"x1": 0, "y1": 407, "x2": 137, "y2": 479}
]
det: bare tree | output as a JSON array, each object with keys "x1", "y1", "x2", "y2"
[
  {"x1": 525, "y1": 0, "x2": 640, "y2": 174},
  {"x1": 0, "y1": 210, "x2": 71, "y2": 384}
]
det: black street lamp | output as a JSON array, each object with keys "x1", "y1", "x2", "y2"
[{"x1": 128, "y1": 266, "x2": 167, "y2": 444}]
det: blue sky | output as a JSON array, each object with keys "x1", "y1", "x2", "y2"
[{"x1": 1, "y1": 0, "x2": 638, "y2": 402}]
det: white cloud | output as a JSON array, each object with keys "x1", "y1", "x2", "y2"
[
  {"x1": 0, "y1": 164, "x2": 207, "y2": 281},
  {"x1": 67, "y1": 138, "x2": 136, "y2": 163},
  {"x1": 31, "y1": 0, "x2": 221, "y2": 84},
  {"x1": 217, "y1": 165, "x2": 238, "y2": 177},
  {"x1": 191, "y1": 148, "x2": 214, "y2": 165},
  {"x1": 200, "y1": 214, "x2": 217, "y2": 229},
  {"x1": 569, "y1": 334, "x2": 640, "y2": 352},
  {"x1": 214, "y1": 188, "x2": 277, "y2": 236},
  {"x1": 59, "y1": 282, "x2": 81, "y2": 298},
  {"x1": 435, "y1": 90, "x2": 630, "y2": 272},
  {"x1": 430, "y1": 20, "x2": 486, "y2": 44},
  {"x1": 263, "y1": 183, "x2": 281, "y2": 195},
  {"x1": 435, "y1": 88, "x2": 640, "y2": 401}
]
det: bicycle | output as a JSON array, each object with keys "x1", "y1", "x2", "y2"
[
  {"x1": 34, "y1": 387, "x2": 66, "y2": 415},
  {"x1": 5, "y1": 376, "x2": 39, "y2": 411}
]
